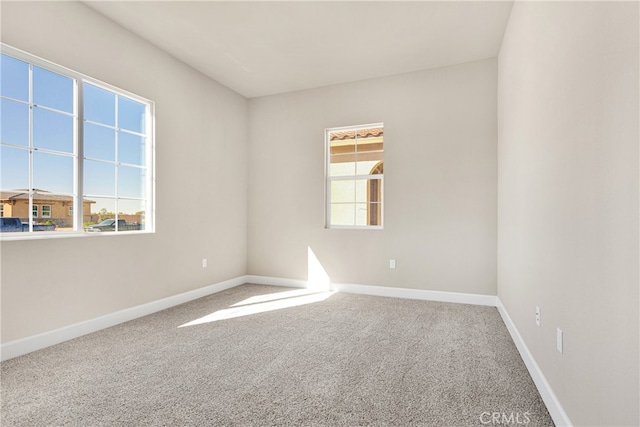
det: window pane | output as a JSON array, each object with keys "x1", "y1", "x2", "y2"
[
  {"x1": 355, "y1": 130, "x2": 383, "y2": 175},
  {"x1": 330, "y1": 203, "x2": 355, "y2": 226},
  {"x1": 350, "y1": 202, "x2": 383, "y2": 227},
  {"x1": 0, "y1": 145, "x2": 29, "y2": 191},
  {"x1": 31, "y1": 195, "x2": 74, "y2": 231},
  {"x1": 0, "y1": 198, "x2": 29, "y2": 231},
  {"x1": 84, "y1": 123, "x2": 115, "y2": 161},
  {"x1": 33, "y1": 107, "x2": 74, "y2": 153},
  {"x1": 1, "y1": 54, "x2": 29, "y2": 101},
  {"x1": 118, "y1": 165, "x2": 145, "y2": 199},
  {"x1": 329, "y1": 159, "x2": 355, "y2": 177},
  {"x1": 368, "y1": 178, "x2": 382, "y2": 203},
  {"x1": 355, "y1": 203, "x2": 368, "y2": 226},
  {"x1": 355, "y1": 153, "x2": 384, "y2": 176},
  {"x1": 84, "y1": 160, "x2": 115, "y2": 196},
  {"x1": 84, "y1": 197, "x2": 116, "y2": 232},
  {"x1": 117, "y1": 199, "x2": 146, "y2": 232},
  {"x1": 84, "y1": 83, "x2": 115, "y2": 126},
  {"x1": 356, "y1": 135, "x2": 383, "y2": 150},
  {"x1": 1, "y1": 98, "x2": 29, "y2": 146},
  {"x1": 33, "y1": 152, "x2": 73, "y2": 194},
  {"x1": 330, "y1": 180, "x2": 355, "y2": 203},
  {"x1": 368, "y1": 202, "x2": 382, "y2": 226},
  {"x1": 354, "y1": 177, "x2": 384, "y2": 204},
  {"x1": 118, "y1": 132, "x2": 145, "y2": 166},
  {"x1": 118, "y1": 96, "x2": 145, "y2": 134},
  {"x1": 33, "y1": 66, "x2": 73, "y2": 113},
  {"x1": 330, "y1": 139, "x2": 356, "y2": 153},
  {"x1": 355, "y1": 180, "x2": 368, "y2": 203},
  {"x1": 329, "y1": 130, "x2": 356, "y2": 144}
]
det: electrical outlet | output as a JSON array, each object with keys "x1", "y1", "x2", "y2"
[
  {"x1": 202, "y1": 258, "x2": 207, "y2": 268},
  {"x1": 535, "y1": 306, "x2": 541, "y2": 327},
  {"x1": 557, "y1": 328, "x2": 563, "y2": 354},
  {"x1": 389, "y1": 259, "x2": 396, "y2": 269}
]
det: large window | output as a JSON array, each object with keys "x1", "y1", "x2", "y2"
[
  {"x1": 326, "y1": 123, "x2": 384, "y2": 229},
  {"x1": 0, "y1": 45, "x2": 154, "y2": 237}
]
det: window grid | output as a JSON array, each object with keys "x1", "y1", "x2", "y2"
[
  {"x1": 325, "y1": 123, "x2": 384, "y2": 229},
  {"x1": 82, "y1": 83, "x2": 149, "y2": 233},
  {"x1": 0, "y1": 44, "x2": 154, "y2": 238}
]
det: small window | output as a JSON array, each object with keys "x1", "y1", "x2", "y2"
[
  {"x1": 326, "y1": 123, "x2": 384, "y2": 229},
  {"x1": 42, "y1": 205, "x2": 51, "y2": 218},
  {"x1": 68, "y1": 206, "x2": 73, "y2": 216},
  {"x1": 0, "y1": 204, "x2": 3, "y2": 217},
  {"x1": 32, "y1": 205, "x2": 38, "y2": 218}
]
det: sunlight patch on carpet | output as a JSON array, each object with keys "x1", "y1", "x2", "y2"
[
  {"x1": 179, "y1": 291, "x2": 335, "y2": 327},
  {"x1": 231, "y1": 288, "x2": 326, "y2": 307}
]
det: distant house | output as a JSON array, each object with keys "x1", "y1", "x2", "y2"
[{"x1": 0, "y1": 190, "x2": 94, "y2": 228}]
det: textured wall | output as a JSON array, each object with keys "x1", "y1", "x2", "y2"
[
  {"x1": 498, "y1": 2, "x2": 639, "y2": 425},
  {"x1": 248, "y1": 59, "x2": 497, "y2": 295},
  {"x1": 0, "y1": 1, "x2": 249, "y2": 343}
]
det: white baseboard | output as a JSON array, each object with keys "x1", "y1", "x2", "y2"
[
  {"x1": 245, "y1": 275, "x2": 308, "y2": 289},
  {"x1": 332, "y1": 282, "x2": 498, "y2": 306},
  {"x1": 247, "y1": 275, "x2": 498, "y2": 307},
  {"x1": 496, "y1": 300, "x2": 572, "y2": 427},
  {"x1": 1, "y1": 275, "x2": 248, "y2": 361}
]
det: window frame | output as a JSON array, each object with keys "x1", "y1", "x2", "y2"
[
  {"x1": 325, "y1": 123, "x2": 384, "y2": 230},
  {"x1": 0, "y1": 44, "x2": 155, "y2": 240}
]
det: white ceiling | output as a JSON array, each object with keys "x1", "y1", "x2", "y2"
[{"x1": 84, "y1": 1, "x2": 513, "y2": 99}]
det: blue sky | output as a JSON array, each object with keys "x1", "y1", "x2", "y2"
[{"x1": 1, "y1": 53, "x2": 147, "y2": 214}]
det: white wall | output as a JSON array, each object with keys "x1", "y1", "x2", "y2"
[
  {"x1": 498, "y1": 2, "x2": 639, "y2": 426},
  {"x1": 0, "y1": 2, "x2": 248, "y2": 343},
  {"x1": 248, "y1": 59, "x2": 497, "y2": 295}
]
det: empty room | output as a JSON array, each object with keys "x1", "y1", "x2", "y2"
[{"x1": 0, "y1": 1, "x2": 638, "y2": 426}]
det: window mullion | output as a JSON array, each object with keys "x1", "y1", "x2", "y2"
[
  {"x1": 353, "y1": 132, "x2": 358, "y2": 226},
  {"x1": 114, "y1": 95, "x2": 119, "y2": 232},
  {"x1": 28, "y1": 63, "x2": 33, "y2": 233},
  {"x1": 76, "y1": 80, "x2": 84, "y2": 232}
]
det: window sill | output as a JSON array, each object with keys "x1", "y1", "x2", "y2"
[
  {"x1": 325, "y1": 225, "x2": 384, "y2": 230},
  {"x1": 0, "y1": 229, "x2": 154, "y2": 241}
]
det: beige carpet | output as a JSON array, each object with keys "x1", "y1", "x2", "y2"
[{"x1": 1, "y1": 284, "x2": 553, "y2": 426}]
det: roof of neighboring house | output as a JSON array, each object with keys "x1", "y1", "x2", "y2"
[
  {"x1": 0, "y1": 190, "x2": 95, "y2": 203},
  {"x1": 329, "y1": 127, "x2": 384, "y2": 141}
]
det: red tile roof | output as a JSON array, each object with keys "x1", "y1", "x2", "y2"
[{"x1": 329, "y1": 127, "x2": 383, "y2": 141}]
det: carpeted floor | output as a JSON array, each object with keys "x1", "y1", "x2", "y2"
[{"x1": 1, "y1": 284, "x2": 553, "y2": 426}]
